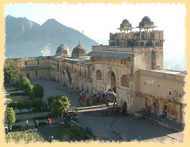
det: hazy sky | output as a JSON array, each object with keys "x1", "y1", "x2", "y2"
[{"x1": 4, "y1": 2, "x2": 186, "y2": 54}]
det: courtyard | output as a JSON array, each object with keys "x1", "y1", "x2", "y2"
[{"x1": 29, "y1": 79, "x2": 180, "y2": 142}]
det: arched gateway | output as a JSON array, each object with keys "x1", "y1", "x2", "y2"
[{"x1": 106, "y1": 70, "x2": 116, "y2": 93}]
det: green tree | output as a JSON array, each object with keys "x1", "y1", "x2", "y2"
[
  {"x1": 4, "y1": 62, "x2": 22, "y2": 82},
  {"x1": 33, "y1": 98, "x2": 44, "y2": 111},
  {"x1": 47, "y1": 96, "x2": 54, "y2": 108},
  {"x1": 33, "y1": 84, "x2": 44, "y2": 99},
  {"x1": 5, "y1": 107, "x2": 16, "y2": 127},
  {"x1": 25, "y1": 100, "x2": 33, "y2": 112},
  {"x1": 17, "y1": 101, "x2": 25, "y2": 112},
  {"x1": 15, "y1": 80, "x2": 20, "y2": 89},
  {"x1": 7, "y1": 102, "x2": 17, "y2": 110},
  {"x1": 50, "y1": 94, "x2": 71, "y2": 116},
  {"x1": 27, "y1": 84, "x2": 34, "y2": 99},
  {"x1": 20, "y1": 77, "x2": 30, "y2": 90}
]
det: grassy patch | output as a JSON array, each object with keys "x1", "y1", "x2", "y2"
[
  {"x1": 5, "y1": 95, "x2": 30, "y2": 105},
  {"x1": 5, "y1": 125, "x2": 87, "y2": 143},
  {"x1": 4, "y1": 86, "x2": 18, "y2": 92}
]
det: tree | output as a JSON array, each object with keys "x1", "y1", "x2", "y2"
[
  {"x1": 17, "y1": 101, "x2": 25, "y2": 112},
  {"x1": 33, "y1": 98, "x2": 44, "y2": 111},
  {"x1": 25, "y1": 100, "x2": 33, "y2": 112},
  {"x1": 33, "y1": 84, "x2": 44, "y2": 99},
  {"x1": 50, "y1": 94, "x2": 71, "y2": 116},
  {"x1": 27, "y1": 84, "x2": 34, "y2": 99},
  {"x1": 5, "y1": 107, "x2": 16, "y2": 128},
  {"x1": 20, "y1": 77, "x2": 30, "y2": 90},
  {"x1": 47, "y1": 96, "x2": 54, "y2": 108},
  {"x1": 4, "y1": 62, "x2": 22, "y2": 82},
  {"x1": 7, "y1": 102, "x2": 17, "y2": 110}
]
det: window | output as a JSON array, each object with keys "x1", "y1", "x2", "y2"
[
  {"x1": 96, "y1": 70, "x2": 102, "y2": 80},
  {"x1": 121, "y1": 59, "x2": 123, "y2": 64},
  {"x1": 36, "y1": 71, "x2": 38, "y2": 77},
  {"x1": 179, "y1": 94, "x2": 181, "y2": 98},
  {"x1": 158, "y1": 85, "x2": 160, "y2": 87},
  {"x1": 144, "y1": 82, "x2": 146, "y2": 85},
  {"x1": 169, "y1": 91, "x2": 171, "y2": 95},
  {"x1": 37, "y1": 60, "x2": 39, "y2": 64},
  {"x1": 121, "y1": 75, "x2": 129, "y2": 87},
  {"x1": 25, "y1": 61, "x2": 27, "y2": 65},
  {"x1": 131, "y1": 68, "x2": 133, "y2": 75}
]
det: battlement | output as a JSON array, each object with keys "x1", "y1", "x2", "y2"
[{"x1": 110, "y1": 30, "x2": 164, "y2": 40}]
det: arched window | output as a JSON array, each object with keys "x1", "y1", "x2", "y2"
[
  {"x1": 96, "y1": 70, "x2": 102, "y2": 80},
  {"x1": 121, "y1": 75, "x2": 129, "y2": 87}
]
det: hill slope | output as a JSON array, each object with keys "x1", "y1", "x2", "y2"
[{"x1": 5, "y1": 15, "x2": 99, "y2": 57}]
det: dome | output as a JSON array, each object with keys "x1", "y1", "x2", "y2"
[
  {"x1": 72, "y1": 41, "x2": 88, "y2": 58},
  {"x1": 118, "y1": 19, "x2": 133, "y2": 31},
  {"x1": 137, "y1": 16, "x2": 156, "y2": 28},
  {"x1": 56, "y1": 43, "x2": 71, "y2": 57}
]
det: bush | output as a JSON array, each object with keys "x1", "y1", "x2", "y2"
[
  {"x1": 17, "y1": 101, "x2": 25, "y2": 112},
  {"x1": 15, "y1": 81, "x2": 20, "y2": 89},
  {"x1": 10, "y1": 93, "x2": 25, "y2": 96},
  {"x1": 33, "y1": 98, "x2": 44, "y2": 111},
  {"x1": 12, "y1": 125, "x2": 23, "y2": 131},
  {"x1": 20, "y1": 77, "x2": 30, "y2": 90},
  {"x1": 39, "y1": 122, "x2": 47, "y2": 126},
  {"x1": 47, "y1": 96, "x2": 54, "y2": 108},
  {"x1": 64, "y1": 123, "x2": 71, "y2": 129},
  {"x1": 25, "y1": 100, "x2": 33, "y2": 112},
  {"x1": 8, "y1": 102, "x2": 17, "y2": 110},
  {"x1": 27, "y1": 84, "x2": 33, "y2": 99},
  {"x1": 33, "y1": 84, "x2": 44, "y2": 99}
]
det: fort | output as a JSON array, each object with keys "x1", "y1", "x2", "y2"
[{"x1": 5, "y1": 16, "x2": 186, "y2": 124}]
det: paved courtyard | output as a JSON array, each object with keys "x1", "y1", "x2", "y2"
[{"x1": 30, "y1": 79, "x2": 180, "y2": 142}]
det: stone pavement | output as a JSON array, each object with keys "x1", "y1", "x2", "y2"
[
  {"x1": 19, "y1": 79, "x2": 183, "y2": 142},
  {"x1": 134, "y1": 111, "x2": 184, "y2": 132}
]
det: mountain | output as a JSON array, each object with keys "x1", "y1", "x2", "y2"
[{"x1": 5, "y1": 15, "x2": 99, "y2": 57}]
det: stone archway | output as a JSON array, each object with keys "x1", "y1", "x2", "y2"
[{"x1": 107, "y1": 70, "x2": 116, "y2": 92}]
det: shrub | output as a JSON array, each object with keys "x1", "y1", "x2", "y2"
[
  {"x1": 15, "y1": 80, "x2": 20, "y2": 89},
  {"x1": 17, "y1": 101, "x2": 25, "y2": 112},
  {"x1": 64, "y1": 123, "x2": 71, "y2": 129},
  {"x1": 33, "y1": 84, "x2": 44, "y2": 99},
  {"x1": 8, "y1": 102, "x2": 17, "y2": 110},
  {"x1": 39, "y1": 122, "x2": 47, "y2": 126},
  {"x1": 25, "y1": 100, "x2": 33, "y2": 112},
  {"x1": 12, "y1": 125, "x2": 23, "y2": 131},
  {"x1": 20, "y1": 77, "x2": 30, "y2": 90},
  {"x1": 47, "y1": 96, "x2": 54, "y2": 108},
  {"x1": 5, "y1": 107, "x2": 16, "y2": 126},
  {"x1": 27, "y1": 84, "x2": 34, "y2": 99},
  {"x1": 33, "y1": 98, "x2": 44, "y2": 111}
]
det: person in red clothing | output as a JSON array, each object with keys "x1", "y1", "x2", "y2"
[{"x1": 46, "y1": 118, "x2": 52, "y2": 130}]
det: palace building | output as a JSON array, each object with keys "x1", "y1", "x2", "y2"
[{"x1": 4, "y1": 16, "x2": 186, "y2": 124}]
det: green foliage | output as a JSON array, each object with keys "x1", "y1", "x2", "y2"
[
  {"x1": 64, "y1": 123, "x2": 71, "y2": 129},
  {"x1": 12, "y1": 125, "x2": 23, "y2": 131},
  {"x1": 5, "y1": 107, "x2": 16, "y2": 125},
  {"x1": 17, "y1": 101, "x2": 25, "y2": 112},
  {"x1": 33, "y1": 98, "x2": 44, "y2": 111},
  {"x1": 70, "y1": 126, "x2": 87, "y2": 140},
  {"x1": 20, "y1": 77, "x2": 30, "y2": 90},
  {"x1": 25, "y1": 100, "x2": 33, "y2": 112},
  {"x1": 39, "y1": 122, "x2": 47, "y2": 126},
  {"x1": 8, "y1": 102, "x2": 17, "y2": 110},
  {"x1": 4, "y1": 62, "x2": 22, "y2": 82},
  {"x1": 50, "y1": 94, "x2": 71, "y2": 116},
  {"x1": 27, "y1": 84, "x2": 33, "y2": 99},
  {"x1": 15, "y1": 80, "x2": 20, "y2": 89},
  {"x1": 33, "y1": 84, "x2": 44, "y2": 99},
  {"x1": 47, "y1": 96, "x2": 54, "y2": 108}
]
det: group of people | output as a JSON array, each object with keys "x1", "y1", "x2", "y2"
[{"x1": 24, "y1": 118, "x2": 52, "y2": 132}]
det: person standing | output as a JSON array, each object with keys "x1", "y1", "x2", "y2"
[
  {"x1": 5, "y1": 126, "x2": 8, "y2": 135},
  {"x1": 25, "y1": 119, "x2": 29, "y2": 130},
  {"x1": 34, "y1": 119, "x2": 39, "y2": 130},
  {"x1": 46, "y1": 118, "x2": 52, "y2": 130}
]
